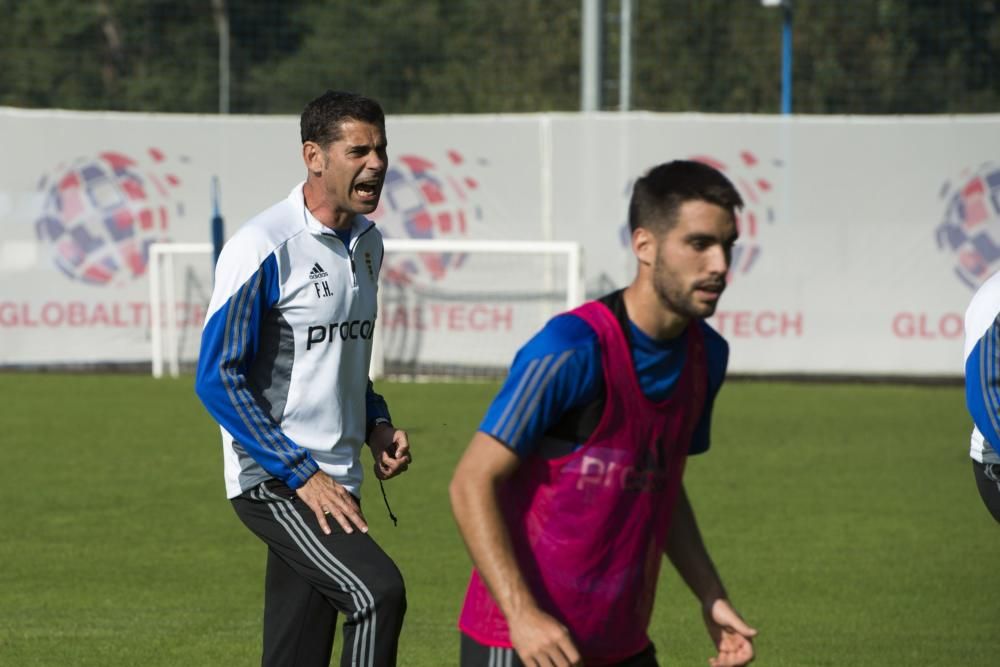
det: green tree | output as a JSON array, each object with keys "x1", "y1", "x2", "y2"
[
  {"x1": 630, "y1": 0, "x2": 778, "y2": 113},
  {"x1": 0, "y1": 0, "x2": 995, "y2": 115},
  {"x1": 241, "y1": 0, "x2": 581, "y2": 114}
]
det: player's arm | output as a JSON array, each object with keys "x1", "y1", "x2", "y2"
[
  {"x1": 449, "y1": 433, "x2": 582, "y2": 667},
  {"x1": 195, "y1": 248, "x2": 319, "y2": 487},
  {"x1": 365, "y1": 380, "x2": 411, "y2": 481},
  {"x1": 666, "y1": 485, "x2": 757, "y2": 667},
  {"x1": 450, "y1": 313, "x2": 597, "y2": 665}
]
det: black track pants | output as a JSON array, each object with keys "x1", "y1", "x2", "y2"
[
  {"x1": 232, "y1": 480, "x2": 407, "y2": 667},
  {"x1": 973, "y1": 459, "x2": 1000, "y2": 524}
]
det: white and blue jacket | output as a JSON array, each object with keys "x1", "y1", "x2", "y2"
[
  {"x1": 195, "y1": 182, "x2": 390, "y2": 498},
  {"x1": 964, "y1": 269, "x2": 1000, "y2": 464}
]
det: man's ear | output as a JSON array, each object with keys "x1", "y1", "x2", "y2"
[
  {"x1": 302, "y1": 141, "x2": 325, "y2": 174},
  {"x1": 632, "y1": 226, "x2": 657, "y2": 267}
]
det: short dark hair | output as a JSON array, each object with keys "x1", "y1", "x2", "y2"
[
  {"x1": 628, "y1": 160, "x2": 743, "y2": 234},
  {"x1": 300, "y1": 90, "x2": 385, "y2": 147}
]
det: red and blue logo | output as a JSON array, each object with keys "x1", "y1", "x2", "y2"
[
  {"x1": 935, "y1": 162, "x2": 1000, "y2": 289},
  {"x1": 34, "y1": 149, "x2": 185, "y2": 286},
  {"x1": 369, "y1": 149, "x2": 485, "y2": 285}
]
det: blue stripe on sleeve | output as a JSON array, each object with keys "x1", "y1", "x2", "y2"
[
  {"x1": 195, "y1": 254, "x2": 320, "y2": 488},
  {"x1": 967, "y1": 316, "x2": 1000, "y2": 449}
]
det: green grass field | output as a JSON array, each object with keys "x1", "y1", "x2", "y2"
[{"x1": 0, "y1": 374, "x2": 996, "y2": 666}]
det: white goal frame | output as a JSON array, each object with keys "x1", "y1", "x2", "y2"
[
  {"x1": 148, "y1": 239, "x2": 583, "y2": 379},
  {"x1": 149, "y1": 242, "x2": 213, "y2": 378},
  {"x1": 372, "y1": 239, "x2": 584, "y2": 379}
]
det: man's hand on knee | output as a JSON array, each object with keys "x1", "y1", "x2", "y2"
[{"x1": 296, "y1": 472, "x2": 368, "y2": 535}]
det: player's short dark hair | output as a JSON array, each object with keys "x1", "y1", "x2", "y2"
[
  {"x1": 628, "y1": 160, "x2": 743, "y2": 234},
  {"x1": 300, "y1": 90, "x2": 385, "y2": 147}
]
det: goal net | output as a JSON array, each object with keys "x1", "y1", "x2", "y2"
[
  {"x1": 375, "y1": 239, "x2": 583, "y2": 379},
  {"x1": 148, "y1": 239, "x2": 583, "y2": 379}
]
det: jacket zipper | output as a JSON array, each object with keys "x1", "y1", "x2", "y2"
[{"x1": 345, "y1": 223, "x2": 377, "y2": 288}]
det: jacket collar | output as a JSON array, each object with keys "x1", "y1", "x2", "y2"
[{"x1": 289, "y1": 181, "x2": 373, "y2": 238}]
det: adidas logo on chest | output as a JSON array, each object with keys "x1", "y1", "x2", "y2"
[
  {"x1": 309, "y1": 262, "x2": 334, "y2": 299},
  {"x1": 308, "y1": 263, "x2": 328, "y2": 280}
]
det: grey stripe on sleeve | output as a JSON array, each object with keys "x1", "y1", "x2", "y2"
[
  {"x1": 231, "y1": 276, "x2": 303, "y2": 469},
  {"x1": 507, "y1": 350, "x2": 574, "y2": 448},
  {"x1": 219, "y1": 274, "x2": 285, "y2": 463},
  {"x1": 221, "y1": 274, "x2": 301, "y2": 474},
  {"x1": 492, "y1": 358, "x2": 540, "y2": 438},
  {"x1": 498, "y1": 355, "x2": 555, "y2": 443}
]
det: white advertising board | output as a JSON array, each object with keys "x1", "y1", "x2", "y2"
[{"x1": 1, "y1": 107, "x2": 998, "y2": 376}]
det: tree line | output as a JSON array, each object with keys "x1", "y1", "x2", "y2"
[{"x1": 1, "y1": 0, "x2": 997, "y2": 115}]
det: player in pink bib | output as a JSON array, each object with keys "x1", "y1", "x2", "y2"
[{"x1": 451, "y1": 161, "x2": 757, "y2": 666}]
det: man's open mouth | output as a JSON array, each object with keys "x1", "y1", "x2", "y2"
[{"x1": 355, "y1": 181, "x2": 380, "y2": 198}]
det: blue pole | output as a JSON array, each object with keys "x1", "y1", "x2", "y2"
[
  {"x1": 211, "y1": 176, "x2": 224, "y2": 267},
  {"x1": 781, "y1": 3, "x2": 793, "y2": 115}
]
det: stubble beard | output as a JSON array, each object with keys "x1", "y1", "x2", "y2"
[{"x1": 653, "y1": 261, "x2": 719, "y2": 322}]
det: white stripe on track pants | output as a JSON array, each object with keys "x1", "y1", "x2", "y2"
[{"x1": 232, "y1": 479, "x2": 406, "y2": 667}]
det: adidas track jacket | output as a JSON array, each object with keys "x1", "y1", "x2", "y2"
[{"x1": 195, "y1": 182, "x2": 390, "y2": 499}]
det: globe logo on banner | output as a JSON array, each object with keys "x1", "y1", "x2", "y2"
[
  {"x1": 34, "y1": 149, "x2": 184, "y2": 286},
  {"x1": 618, "y1": 151, "x2": 782, "y2": 281},
  {"x1": 935, "y1": 162, "x2": 1000, "y2": 289},
  {"x1": 368, "y1": 150, "x2": 484, "y2": 286}
]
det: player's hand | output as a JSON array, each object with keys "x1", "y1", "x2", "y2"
[
  {"x1": 295, "y1": 472, "x2": 367, "y2": 535},
  {"x1": 369, "y1": 424, "x2": 412, "y2": 480},
  {"x1": 508, "y1": 606, "x2": 582, "y2": 667},
  {"x1": 703, "y1": 598, "x2": 757, "y2": 666}
]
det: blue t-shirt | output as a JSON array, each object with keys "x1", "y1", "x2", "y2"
[{"x1": 480, "y1": 312, "x2": 728, "y2": 456}]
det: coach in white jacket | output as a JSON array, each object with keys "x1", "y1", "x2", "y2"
[
  {"x1": 964, "y1": 269, "x2": 1000, "y2": 524},
  {"x1": 196, "y1": 90, "x2": 412, "y2": 667}
]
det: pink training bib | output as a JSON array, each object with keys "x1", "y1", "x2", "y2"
[{"x1": 459, "y1": 300, "x2": 707, "y2": 665}]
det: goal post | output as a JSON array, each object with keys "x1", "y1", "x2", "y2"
[
  {"x1": 382, "y1": 238, "x2": 583, "y2": 309},
  {"x1": 148, "y1": 238, "x2": 585, "y2": 379},
  {"x1": 149, "y1": 242, "x2": 213, "y2": 378}
]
